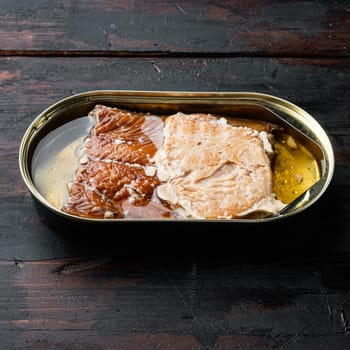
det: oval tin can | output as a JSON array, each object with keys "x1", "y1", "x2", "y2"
[{"x1": 19, "y1": 90, "x2": 335, "y2": 232}]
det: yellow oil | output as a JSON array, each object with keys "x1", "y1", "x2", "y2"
[{"x1": 272, "y1": 132, "x2": 321, "y2": 204}]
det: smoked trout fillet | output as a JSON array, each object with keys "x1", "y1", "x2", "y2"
[{"x1": 62, "y1": 105, "x2": 164, "y2": 219}]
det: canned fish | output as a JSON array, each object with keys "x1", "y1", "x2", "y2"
[{"x1": 19, "y1": 91, "x2": 334, "y2": 226}]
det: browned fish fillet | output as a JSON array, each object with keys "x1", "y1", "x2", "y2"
[
  {"x1": 152, "y1": 112, "x2": 284, "y2": 219},
  {"x1": 62, "y1": 105, "x2": 166, "y2": 219}
]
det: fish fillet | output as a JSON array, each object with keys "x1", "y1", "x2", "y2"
[
  {"x1": 152, "y1": 112, "x2": 284, "y2": 219},
  {"x1": 62, "y1": 105, "x2": 165, "y2": 219},
  {"x1": 63, "y1": 106, "x2": 284, "y2": 220}
]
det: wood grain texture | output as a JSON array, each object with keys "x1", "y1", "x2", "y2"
[
  {"x1": 0, "y1": 1, "x2": 350, "y2": 349},
  {"x1": 0, "y1": 0, "x2": 348, "y2": 56},
  {"x1": 0, "y1": 56, "x2": 350, "y2": 261},
  {"x1": 0, "y1": 57, "x2": 349, "y2": 260},
  {"x1": 1, "y1": 257, "x2": 350, "y2": 349}
]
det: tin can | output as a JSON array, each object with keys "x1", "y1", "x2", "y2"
[{"x1": 19, "y1": 91, "x2": 335, "y2": 233}]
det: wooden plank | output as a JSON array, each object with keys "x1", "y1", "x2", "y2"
[
  {"x1": 0, "y1": 56, "x2": 349, "y2": 260},
  {"x1": 1, "y1": 257, "x2": 350, "y2": 349},
  {"x1": 0, "y1": 0, "x2": 349, "y2": 56}
]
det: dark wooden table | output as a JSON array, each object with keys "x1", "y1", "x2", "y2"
[{"x1": 1, "y1": 1, "x2": 350, "y2": 349}]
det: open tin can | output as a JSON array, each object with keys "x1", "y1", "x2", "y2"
[{"x1": 19, "y1": 91, "x2": 334, "y2": 233}]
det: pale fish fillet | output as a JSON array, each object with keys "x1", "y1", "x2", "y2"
[{"x1": 152, "y1": 112, "x2": 285, "y2": 219}]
